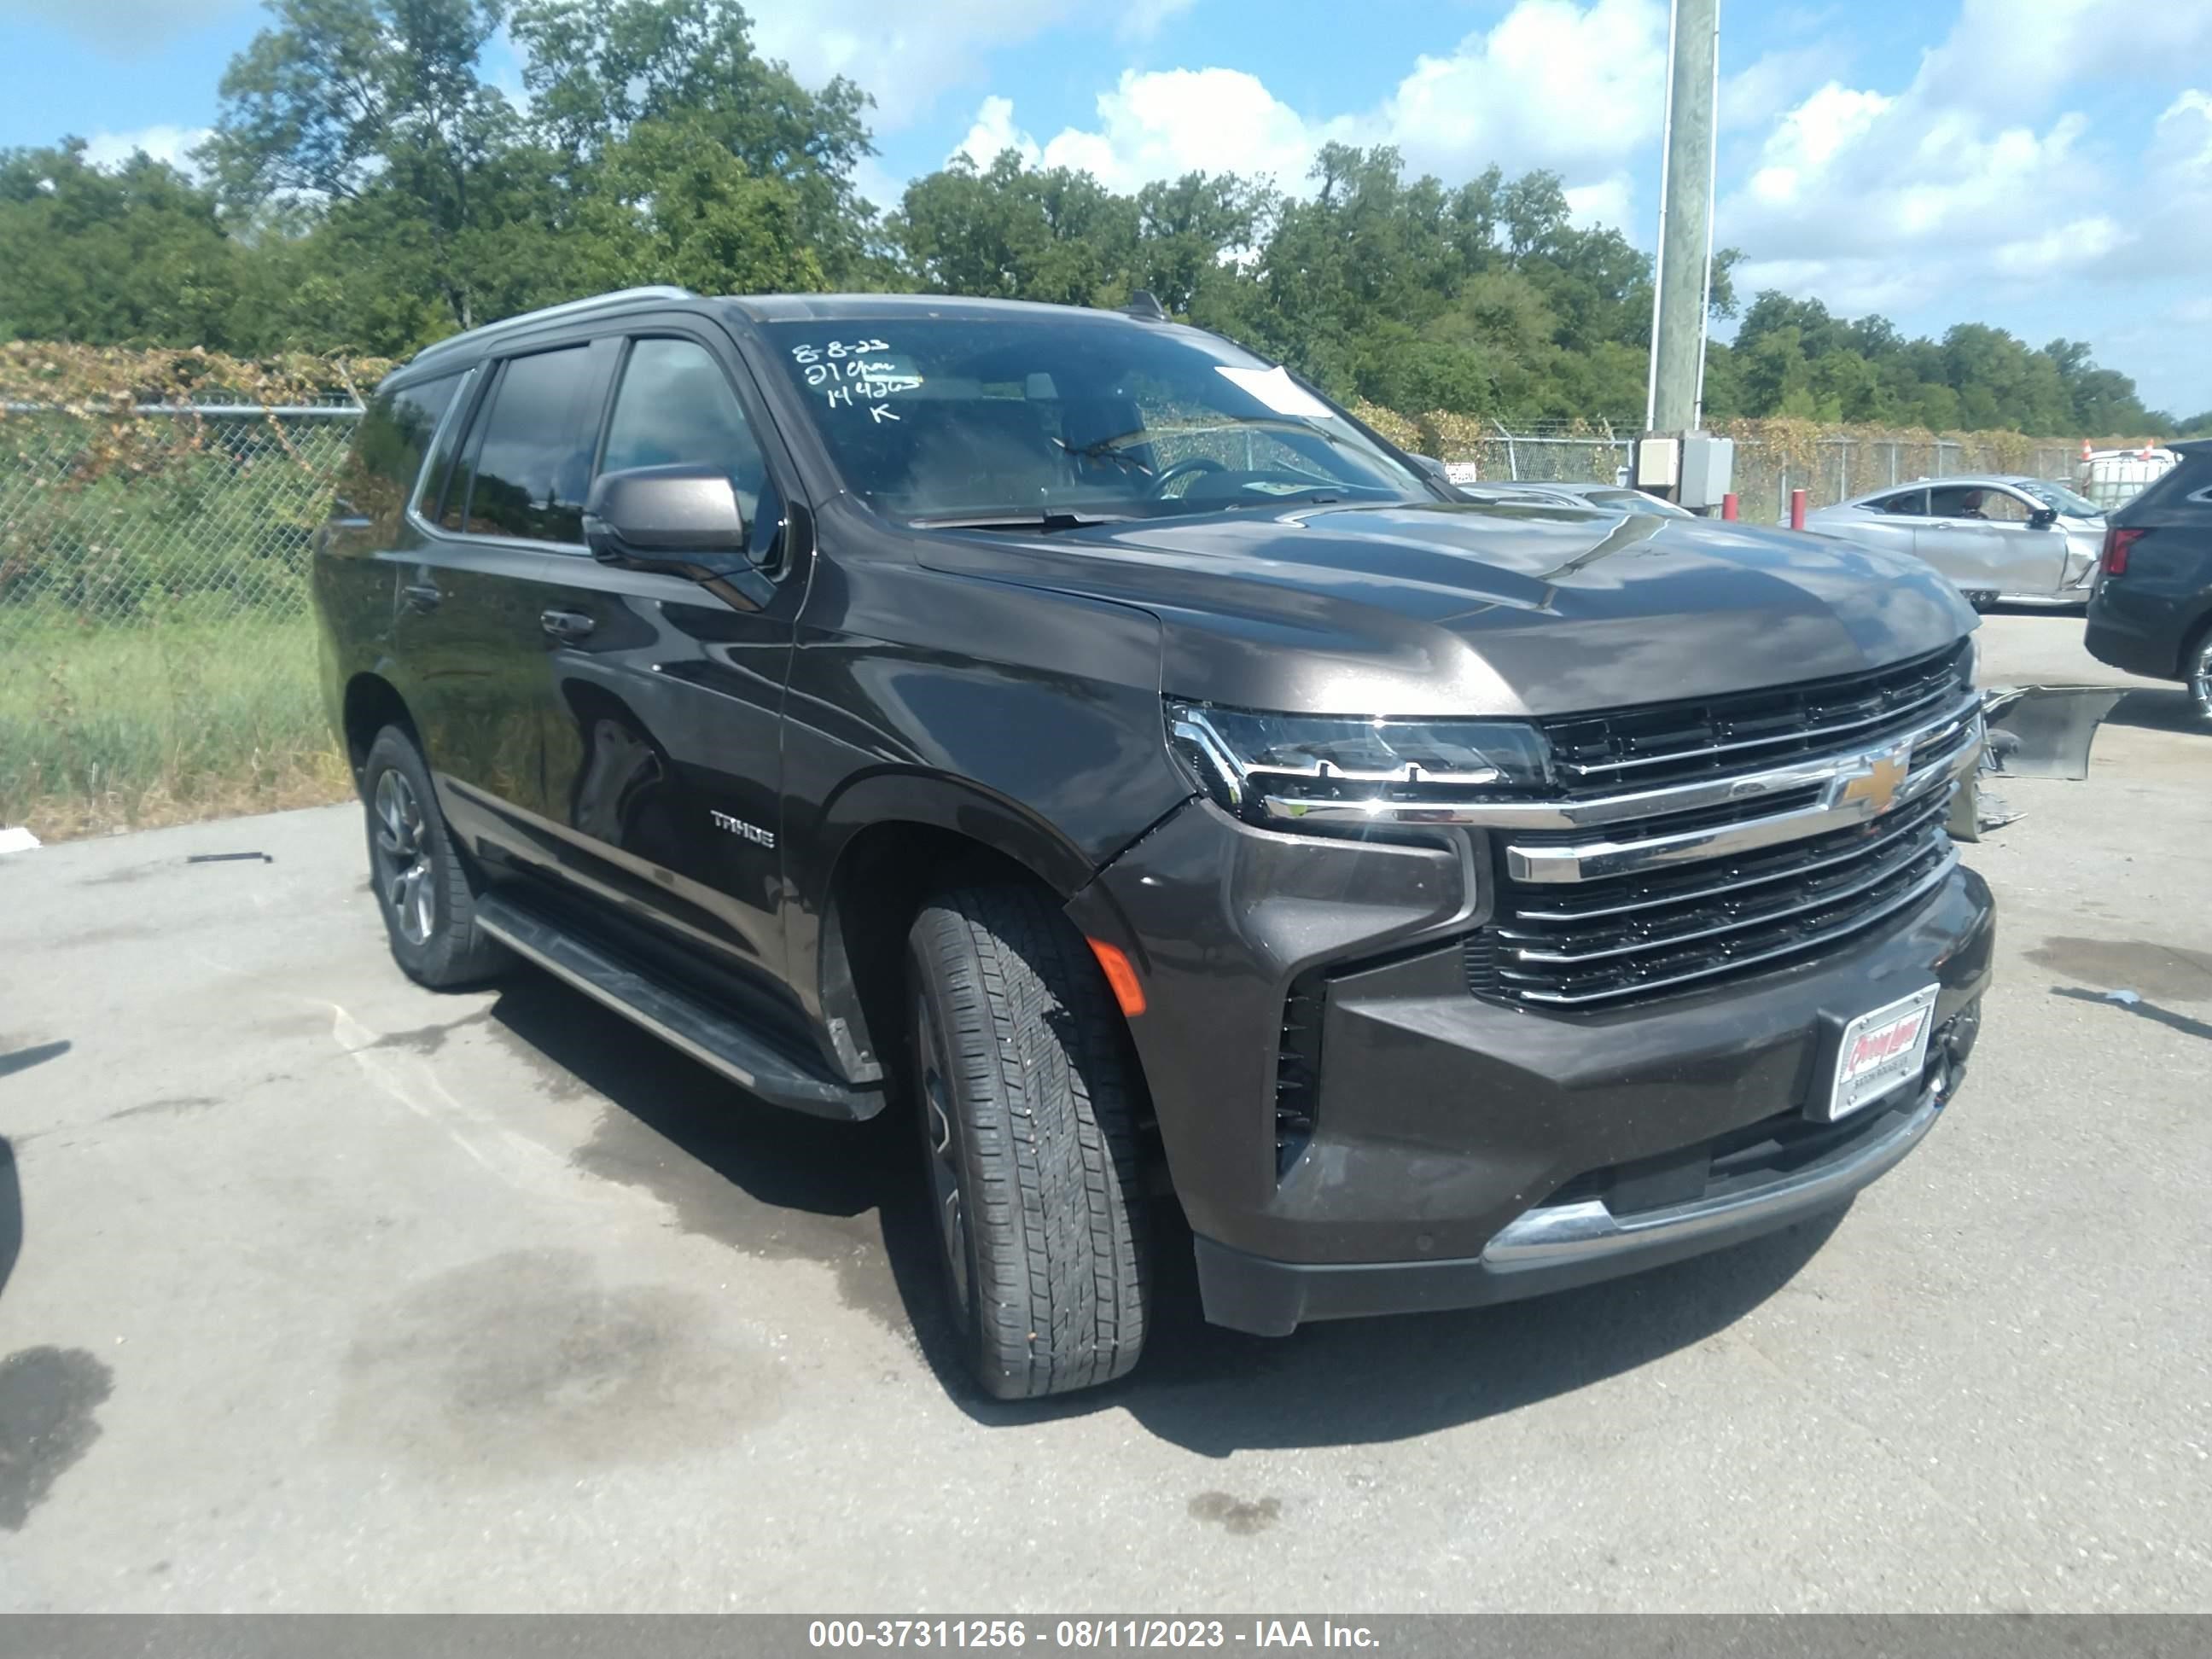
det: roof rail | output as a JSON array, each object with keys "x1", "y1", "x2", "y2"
[{"x1": 410, "y1": 286, "x2": 696, "y2": 365}]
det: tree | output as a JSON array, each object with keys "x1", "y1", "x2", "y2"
[
  {"x1": 199, "y1": 0, "x2": 524, "y2": 335},
  {"x1": 891, "y1": 154, "x2": 1138, "y2": 308},
  {"x1": 9, "y1": 19, "x2": 2189, "y2": 440},
  {"x1": 0, "y1": 142, "x2": 244, "y2": 346},
  {"x1": 573, "y1": 117, "x2": 827, "y2": 294},
  {"x1": 509, "y1": 0, "x2": 876, "y2": 271}
]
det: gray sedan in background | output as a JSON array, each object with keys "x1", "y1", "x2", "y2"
[{"x1": 1804, "y1": 474, "x2": 2105, "y2": 608}]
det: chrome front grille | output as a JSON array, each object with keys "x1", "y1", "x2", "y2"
[
  {"x1": 1540, "y1": 642, "x2": 1973, "y2": 795},
  {"x1": 1472, "y1": 803, "x2": 1958, "y2": 1007},
  {"x1": 1467, "y1": 661, "x2": 1983, "y2": 1010}
]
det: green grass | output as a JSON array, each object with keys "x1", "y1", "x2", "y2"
[{"x1": 0, "y1": 610, "x2": 352, "y2": 841}]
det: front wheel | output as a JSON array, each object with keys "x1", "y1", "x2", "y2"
[
  {"x1": 907, "y1": 883, "x2": 1151, "y2": 1400},
  {"x1": 360, "y1": 725, "x2": 509, "y2": 989}
]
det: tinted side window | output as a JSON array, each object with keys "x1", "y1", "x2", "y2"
[
  {"x1": 1871, "y1": 490, "x2": 1928, "y2": 516},
  {"x1": 336, "y1": 372, "x2": 463, "y2": 540},
  {"x1": 1928, "y1": 486, "x2": 1999, "y2": 520},
  {"x1": 457, "y1": 346, "x2": 595, "y2": 544},
  {"x1": 2118, "y1": 454, "x2": 2212, "y2": 523},
  {"x1": 602, "y1": 336, "x2": 783, "y2": 562},
  {"x1": 414, "y1": 366, "x2": 479, "y2": 519}
]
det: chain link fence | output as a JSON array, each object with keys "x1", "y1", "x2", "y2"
[
  {"x1": 0, "y1": 397, "x2": 2109, "y2": 838},
  {"x1": 1435, "y1": 427, "x2": 2085, "y2": 521},
  {"x1": 0, "y1": 403, "x2": 362, "y2": 836}
]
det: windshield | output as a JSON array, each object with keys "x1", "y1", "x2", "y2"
[
  {"x1": 2018, "y1": 479, "x2": 2104, "y2": 518},
  {"x1": 760, "y1": 317, "x2": 1427, "y2": 523}
]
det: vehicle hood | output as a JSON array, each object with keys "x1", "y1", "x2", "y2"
[{"x1": 915, "y1": 500, "x2": 1975, "y2": 718}]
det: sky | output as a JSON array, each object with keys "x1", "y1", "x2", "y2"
[{"x1": 5, "y1": 0, "x2": 2212, "y2": 416}]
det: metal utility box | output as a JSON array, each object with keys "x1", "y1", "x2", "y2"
[
  {"x1": 1678, "y1": 434, "x2": 1735, "y2": 509},
  {"x1": 1633, "y1": 436, "x2": 1680, "y2": 491}
]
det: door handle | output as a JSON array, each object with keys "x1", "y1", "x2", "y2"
[
  {"x1": 402, "y1": 581, "x2": 442, "y2": 612},
  {"x1": 540, "y1": 608, "x2": 597, "y2": 642}
]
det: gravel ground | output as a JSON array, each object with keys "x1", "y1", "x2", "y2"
[{"x1": 0, "y1": 609, "x2": 2206, "y2": 1613}]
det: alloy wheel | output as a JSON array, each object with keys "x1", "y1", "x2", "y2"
[
  {"x1": 915, "y1": 995, "x2": 971, "y2": 1317},
  {"x1": 2191, "y1": 637, "x2": 2212, "y2": 722},
  {"x1": 370, "y1": 768, "x2": 435, "y2": 945}
]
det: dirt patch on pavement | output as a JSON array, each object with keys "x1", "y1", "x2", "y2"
[
  {"x1": 0, "y1": 1347, "x2": 115, "y2": 1530},
  {"x1": 333, "y1": 1249, "x2": 781, "y2": 1481},
  {"x1": 2028, "y1": 936, "x2": 2212, "y2": 1003}
]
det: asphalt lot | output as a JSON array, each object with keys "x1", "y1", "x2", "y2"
[{"x1": 2, "y1": 609, "x2": 2208, "y2": 1612}]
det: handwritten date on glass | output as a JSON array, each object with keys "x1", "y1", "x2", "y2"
[{"x1": 795, "y1": 341, "x2": 918, "y2": 423}]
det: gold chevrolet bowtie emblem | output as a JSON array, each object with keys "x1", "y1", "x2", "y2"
[{"x1": 1837, "y1": 744, "x2": 1911, "y2": 817}]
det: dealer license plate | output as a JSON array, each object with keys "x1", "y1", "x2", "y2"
[{"x1": 1824, "y1": 984, "x2": 1940, "y2": 1121}]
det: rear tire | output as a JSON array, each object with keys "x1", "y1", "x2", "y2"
[
  {"x1": 360, "y1": 725, "x2": 510, "y2": 989},
  {"x1": 907, "y1": 883, "x2": 1150, "y2": 1400},
  {"x1": 2184, "y1": 621, "x2": 2212, "y2": 724}
]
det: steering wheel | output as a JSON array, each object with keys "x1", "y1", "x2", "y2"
[{"x1": 1148, "y1": 455, "x2": 1228, "y2": 498}]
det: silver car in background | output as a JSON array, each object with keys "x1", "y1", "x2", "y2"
[{"x1": 1804, "y1": 474, "x2": 2105, "y2": 608}]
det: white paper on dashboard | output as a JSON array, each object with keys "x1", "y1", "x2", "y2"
[{"x1": 1214, "y1": 365, "x2": 1332, "y2": 419}]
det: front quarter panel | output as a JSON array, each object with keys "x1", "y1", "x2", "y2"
[{"x1": 779, "y1": 504, "x2": 1190, "y2": 1034}]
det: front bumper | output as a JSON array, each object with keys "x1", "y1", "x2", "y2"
[
  {"x1": 1072, "y1": 799, "x2": 1996, "y2": 1336},
  {"x1": 1193, "y1": 1074, "x2": 1964, "y2": 1336}
]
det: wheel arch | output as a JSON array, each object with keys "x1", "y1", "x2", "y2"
[
  {"x1": 802, "y1": 771, "x2": 1136, "y2": 1091},
  {"x1": 341, "y1": 672, "x2": 416, "y2": 780}
]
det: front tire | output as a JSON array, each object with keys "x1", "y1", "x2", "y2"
[
  {"x1": 907, "y1": 883, "x2": 1150, "y2": 1400},
  {"x1": 360, "y1": 725, "x2": 509, "y2": 989}
]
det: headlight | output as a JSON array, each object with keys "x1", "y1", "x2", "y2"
[{"x1": 1166, "y1": 700, "x2": 1552, "y2": 829}]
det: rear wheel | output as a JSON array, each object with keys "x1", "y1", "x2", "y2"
[
  {"x1": 360, "y1": 725, "x2": 509, "y2": 989},
  {"x1": 906, "y1": 883, "x2": 1150, "y2": 1400},
  {"x1": 2186, "y1": 624, "x2": 2212, "y2": 722}
]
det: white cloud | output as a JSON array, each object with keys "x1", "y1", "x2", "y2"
[
  {"x1": 14, "y1": 0, "x2": 246, "y2": 49},
  {"x1": 1912, "y1": 0, "x2": 2212, "y2": 119},
  {"x1": 1746, "y1": 84, "x2": 1892, "y2": 207},
  {"x1": 1564, "y1": 175, "x2": 1634, "y2": 230},
  {"x1": 1044, "y1": 68, "x2": 1332, "y2": 191},
  {"x1": 79, "y1": 125, "x2": 212, "y2": 175},
  {"x1": 1714, "y1": 2, "x2": 2201, "y2": 318},
  {"x1": 1717, "y1": 0, "x2": 2212, "y2": 325},
  {"x1": 1375, "y1": 0, "x2": 1668, "y2": 179},
  {"x1": 850, "y1": 154, "x2": 910, "y2": 216},
  {"x1": 952, "y1": 69, "x2": 1331, "y2": 192},
  {"x1": 2157, "y1": 89, "x2": 2212, "y2": 172},
  {"x1": 948, "y1": 0, "x2": 1680, "y2": 226},
  {"x1": 950, "y1": 96, "x2": 1043, "y2": 171},
  {"x1": 750, "y1": 0, "x2": 1077, "y2": 130},
  {"x1": 1116, "y1": 0, "x2": 1199, "y2": 40},
  {"x1": 1719, "y1": 44, "x2": 1837, "y2": 136}
]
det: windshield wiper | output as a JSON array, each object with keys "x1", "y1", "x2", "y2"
[
  {"x1": 1185, "y1": 488, "x2": 1348, "y2": 513},
  {"x1": 910, "y1": 510, "x2": 1133, "y2": 533}
]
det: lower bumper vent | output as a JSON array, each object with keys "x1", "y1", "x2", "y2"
[{"x1": 1275, "y1": 973, "x2": 1324, "y2": 1177}]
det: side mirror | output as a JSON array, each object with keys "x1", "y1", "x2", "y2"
[
  {"x1": 583, "y1": 464, "x2": 748, "y2": 577},
  {"x1": 2028, "y1": 505, "x2": 2058, "y2": 529}
]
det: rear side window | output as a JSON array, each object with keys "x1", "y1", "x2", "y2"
[
  {"x1": 2118, "y1": 452, "x2": 2212, "y2": 523},
  {"x1": 446, "y1": 346, "x2": 597, "y2": 544},
  {"x1": 1868, "y1": 490, "x2": 1927, "y2": 516},
  {"x1": 336, "y1": 372, "x2": 464, "y2": 538}
]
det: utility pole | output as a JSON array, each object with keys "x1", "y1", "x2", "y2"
[{"x1": 1637, "y1": 0, "x2": 1732, "y2": 508}]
